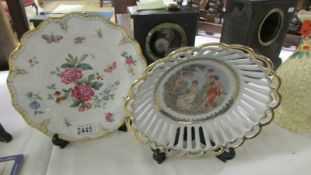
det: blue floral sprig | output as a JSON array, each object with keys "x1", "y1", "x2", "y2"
[
  {"x1": 99, "y1": 81, "x2": 120, "y2": 109},
  {"x1": 26, "y1": 92, "x2": 44, "y2": 115}
]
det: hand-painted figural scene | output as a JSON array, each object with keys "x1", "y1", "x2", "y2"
[{"x1": 163, "y1": 63, "x2": 232, "y2": 115}]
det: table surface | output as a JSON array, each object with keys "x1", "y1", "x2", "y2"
[{"x1": 1, "y1": 36, "x2": 311, "y2": 175}]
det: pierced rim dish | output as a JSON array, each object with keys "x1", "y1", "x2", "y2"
[
  {"x1": 125, "y1": 43, "x2": 280, "y2": 157},
  {"x1": 7, "y1": 13, "x2": 146, "y2": 141}
]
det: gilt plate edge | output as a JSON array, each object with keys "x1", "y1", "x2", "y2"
[
  {"x1": 7, "y1": 12, "x2": 147, "y2": 142},
  {"x1": 124, "y1": 43, "x2": 280, "y2": 157}
]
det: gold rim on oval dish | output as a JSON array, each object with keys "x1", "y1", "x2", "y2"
[{"x1": 124, "y1": 43, "x2": 280, "y2": 157}]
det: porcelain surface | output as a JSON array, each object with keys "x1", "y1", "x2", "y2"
[
  {"x1": 7, "y1": 13, "x2": 146, "y2": 141},
  {"x1": 126, "y1": 43, "x2": 280, "y2": 156}
]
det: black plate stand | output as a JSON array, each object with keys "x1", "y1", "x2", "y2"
[
  {"x1": 0, "y1": 124, "x2": 13, "y2": 143},
  {"x1": 216, "y1": 147, "x2": 236, "y2": 162},
  {"x1": 51, "y1": 122, "x2": 128, "y2": 149},
  {"x1": 118, "y1": 123, "x2": 128, "y2": 132},
  {"x1": 151, "y1": 147, "x2": 236, "y2": 164},
  {"x1": 52, "y1": 134, "x2": 70, "y2": 149},
  {"x1": 152, "y1": 149, "x2": 167, "y2": 164},
  {"x1": 151, "y1": 127, "x2": 236, "y2": 164}
]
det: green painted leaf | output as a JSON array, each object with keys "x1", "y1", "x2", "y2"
[
  {"x1": 50, "y1": 71, "x2": 56, "y2": 74},
  {"x1": 73, "y1": 56, "x2": 78, "y2": 66},
  {"x1": 67, "y1": 54, "x2": 76, "y2": 65},
  {"x1": 82, "y1": 79, "x2": 88, "y2": 84},
  {"x1": 34, "y1": 95, "x2": 42, "y2": 100},
  {"x1": 70, "y1": 101, "x2": 81, "y2": 107},
  {"x1": 77, "y1": 63, "x2": 93, "y2": 70},
  {"x1": 65, "y1": 58, "x2": 71, "y2": 64},
  {"x1": 61, "y1": 63, "x2": 74, "y2": 68},
  {"x1": 92, "y1": 82, "x2": 103, "y2": 90},
  {"x1": 88, "y1": 74, "x2": 95, "y2": 81},
  {"x1": 68, "y1": 53, "x2": 74, "y2": 59},
  {"x1": 121, "y1": 51, "x2": 127, "y2": 57},
  {"x1": 78, "y1": 54, "x2": 88, "y2": 64},
  {"x1": 75, "y1": 80, "x2": 82, "y2": 85}
]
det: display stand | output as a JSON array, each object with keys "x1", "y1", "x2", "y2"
[
  {"x1": 0, "y1": 124, "x2": 13, "y2": 143},
  {"x1": 151, "y1": 146, "x2": 236, "y2": 164},
  {"x1": 52, "y1": 134, "x2": 69, "y2": 149},
  {"x1": 118, "y1": 123, "x2": 127, "y2": 132},
  {"x1": 151, "y1": 127, "x2": 236, "y2": 164},
  {"x1": 216, "y1": 147, "x2": 236, "y2": 162},
  {"x1": 52, "y1": 123, "x2": 128, "y2": 148},
  {"x1": 152, "y1": 149, "x2": 166, "y2": 164}
]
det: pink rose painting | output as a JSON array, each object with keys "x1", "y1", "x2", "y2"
[
  {"x1": 71, "y1": 84, "x2": 95, "y2": 101},
  {"x1": 105, "y1": 112, "x2": 114, "y2": 122},
  {"x1": 60, "y1": 68, "x2": 83, "y2": 84},
  {"x1": 49, "y1": 53, "x2": 104, "y2": 112}
]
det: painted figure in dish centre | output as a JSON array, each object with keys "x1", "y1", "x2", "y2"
[{"x1": 176, "y1": 80, "x2": 199, "y2": 110}]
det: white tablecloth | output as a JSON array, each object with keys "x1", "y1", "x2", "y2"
[{"x1": 1, "y1": 37, "x2": 311, "y2": 175}]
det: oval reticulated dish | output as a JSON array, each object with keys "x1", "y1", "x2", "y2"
[
  {"x1": 7, "y1": 13, "x2": 146, "y2": 141},
  {"x1": 125, "y1": 43, "x2": 280, "y2": 157}
]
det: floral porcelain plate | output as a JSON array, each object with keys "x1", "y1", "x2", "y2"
[
  {"x1": 7, "y1": 13, "x2": 146, "y2": 141},
  {"x1": 125, "y1": 43, "x2": 280, "y2": 157}
]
